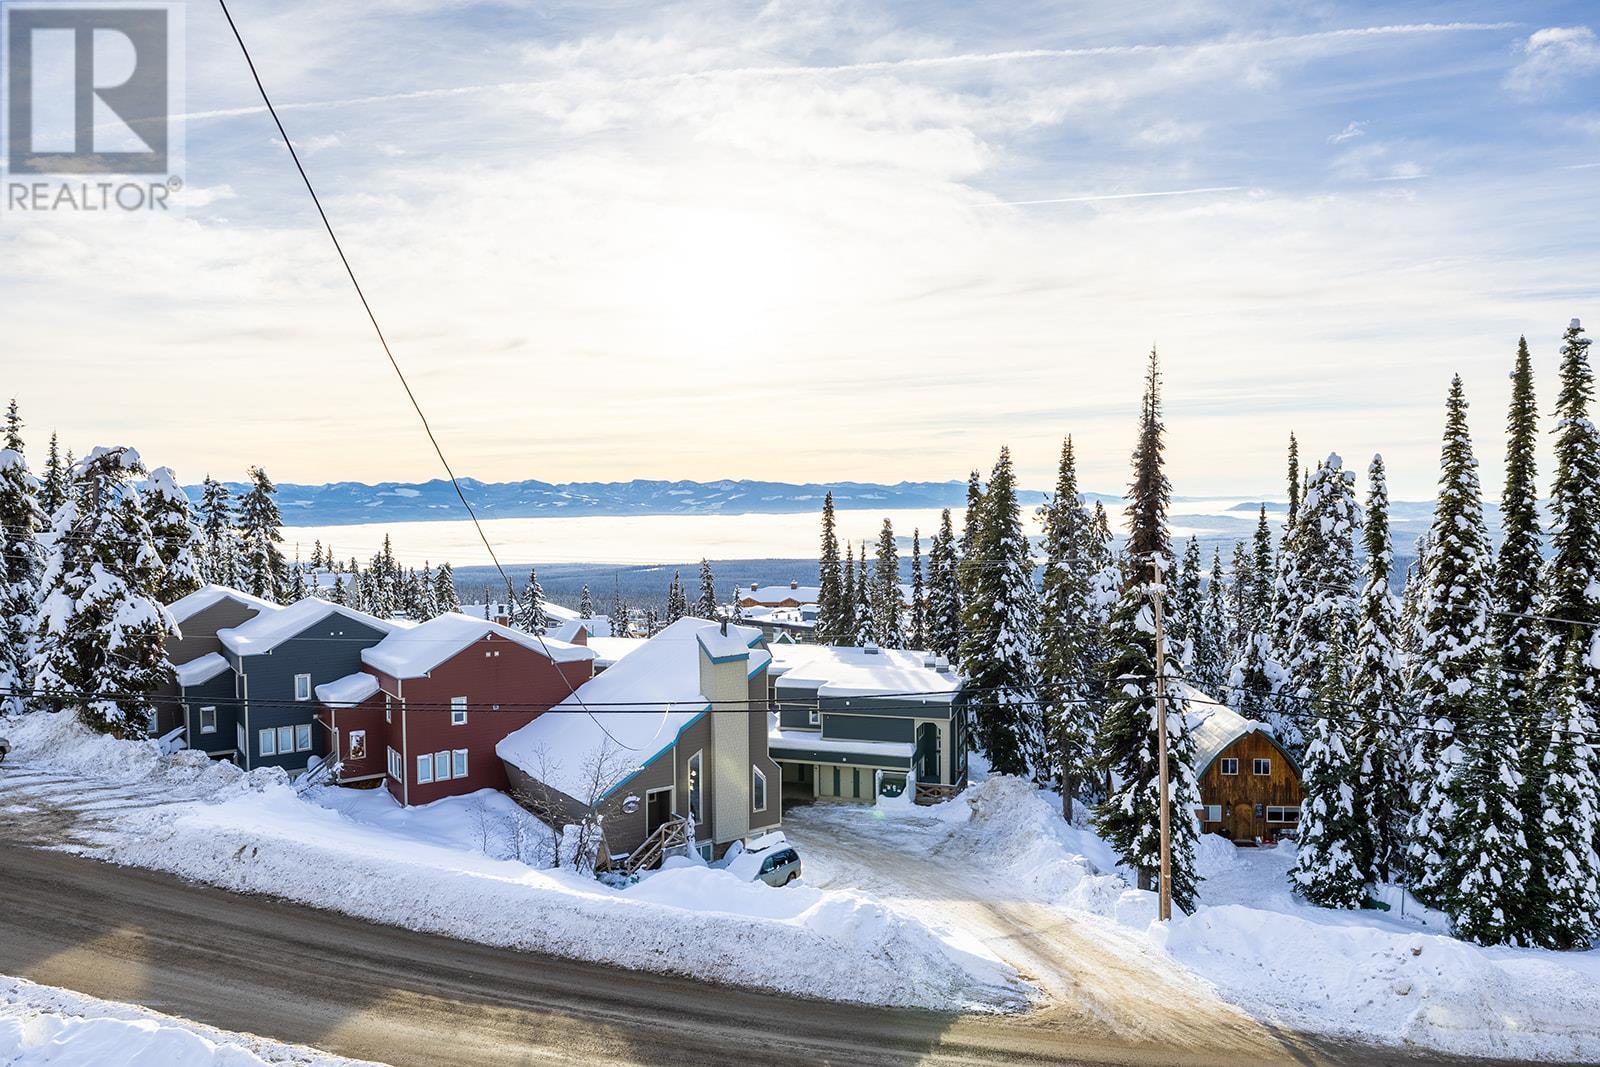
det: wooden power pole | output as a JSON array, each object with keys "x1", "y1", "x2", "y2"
[{"x1": 1151, "y1": 558, "x2": 1173, "y2": 922}]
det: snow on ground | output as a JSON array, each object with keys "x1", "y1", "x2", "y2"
[
  {"x1": 0, "y1": 711, "x2": 1024, "y2": 1015},
  {"x1": 0, "y1": 975, "x2": 379, "y2": 1066}
]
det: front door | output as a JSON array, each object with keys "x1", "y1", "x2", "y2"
[
  {"x1": 1231, "y1": 803, "x2": 1257, "y2": 842},
  {"x1": 646, "y1": 789, "x2": 672, "y2": 837}
]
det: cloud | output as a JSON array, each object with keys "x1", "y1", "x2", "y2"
[
  {"x1": 1328, "y1": 121, "x2": 1366, "y2": 143},
  {"x1": 1505, "y1": 26, "x2": 1600, "y2": 95},
  {"x1": 1136, "y1": 120, "x2": 1206, "y2": 145}
]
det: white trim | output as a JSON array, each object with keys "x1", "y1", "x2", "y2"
[
  {"x1": 452, "y1": 748, "x2": 468, "y2": 779},
  {"x1": 451, "y1": 696, "x2": 467, "y2": 726},
  {"x1": 416, "y1": 752, "x2": 434, "y2": 784},
  {"x1": 1252, "y1": 758, "x2": 1272, "y2": 776},
  {"x1": 1220, "y1": 757, "x2": 1238, "y2": 776},
  {"x1": 752, "y1": 765, "x2": 768, "y2": 813},
  {"x1": 295, "y1": 722, "x2": 313, "y2": 753},
  {"x1": 348, "y1": 729, "x2": 367, "y2": 761},
  {"x1": 293, "y1": 673, "x2": 312, "y2": 702},
  {"x1": 258, "y1": 727, "x2": 277, "y2": 757},
  {"x1": 687, "y1": 749, "x2": 704, "y2": 825},
  {"x1": 199, "y1": 706, "x2": 217, "y2": 734}
]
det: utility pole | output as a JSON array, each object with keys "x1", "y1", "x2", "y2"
[{"x1": 1151, "y1": 556, "x2": 1173, "y2": 922}]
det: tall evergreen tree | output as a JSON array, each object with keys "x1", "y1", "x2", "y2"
[
  {"x1": 579, "y1": 584, "x2": 595, "y2": 619},
  {"x1": 839, "y1": 542, "x2": 858, "y2": 644},
  {"x1": 872, "y1": 518, "x2": 903, "y2": 646},
  {"x1": 959, "y1": 447, "x2": 1036, "y2": 776},
  {"x1": 1408, "y1": 377, "x2": 1497, "y2": 908},
  {"x1": 517, "y1": 568, "x2": 550, "y2": 633},
  {"x1": 196, "y1": 476, "x2": 236, "y2": 586},
  {"x1": 0, "y1": 438, "x2": 42, "y2": 715},
  {"x1": 925, "y1": 510, "x2": 961, "y2": 660},
  {"x1": 1496, "y1": 337, "x2": 1545, "y2": 811},
  {"x1": 851, "y1": 543, "x2": 874, "y2": 645},
  {"x1": 1194, "y1": 548, "x2": 1230, "y2": 696},
  {"x1": 1036, "y1": 436, "x2": 1098, "y2": 812},
  {"x1": 816, "y1": 492, "x2": 845, "y2": 643},
  {"x1": 1095, "y1": 349, "x2": 1200, "y2": 909},
  {"x1": 1351, "y1": 454, "x2": 1407, "y2": 883},
  {"x1": 1291, "y1": 624, "x2": 1369, "y2": 909},
  {"x1": 955, "y1": 469, "x2": 985, "y2": 662},
  {"x1": 37, "y1": 433, "x2": 66, "y2": 518},
  {"x1": 909, "y1": 529, "x2": 925, "y2": 649},
  {"x1": 1170, "y1": 536, "x2": 1203, "y2": 658},
  {"x1": 609, "y1": 579, "x2": 631, "y2": 638},
  {"x1": 31, "y1": 447, "x2": 173, "y2": 736},
  {"x1": 1228, "y1": 540, "x2": 1254, "y2": 651},
  {"x1": 289, "y1": 547, "x2": 308, "y2": 602},
  {"x1": 236, "y1": 466, "x2": 285, "y2": 601},
  {"x1": 142, "y1": 467, "x2": 204, "y2": 603},
  {"x1": 1228, "y1": 507, "x2": 1282, "y2": 722},
  {"x1": 1534, "y1": 640, "x2": 1600, "y2": 949},
  {"x1": 1446, "y1": 669, "x2": 1531, "y2": 946},
  {"x1": 665, "y1": 570, "x2": 687, "y2": 624},
  {"x1": 433, "y1": 562, "x2": 460, "y2": 614},
  {"x1": 1285, "y1": 432, "x2": 1301, "y2": 526},
  {"x1": 695, "y1": 558, "x2": 718, "y2": 620},
  {"x1": 2, "y1": 400, "x2": 21, "y2": 453}
]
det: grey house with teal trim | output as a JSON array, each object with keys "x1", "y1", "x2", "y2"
[
  {"x1": 767, "y1": 645, "x2": 966, "y2": 805},
  {"x1": 156, "y1": 585, "x2": 279, "y2": 743},
  {"x1": 217, "y1": 598, "x2": 399, "y2": 774}
]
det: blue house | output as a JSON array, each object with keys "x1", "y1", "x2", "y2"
[
  {"x1": 217, "y1": 598, "x2": 400, "y2": 774},
  {"x1": 159, "y1": 585, "x2": 280, "y2": 753}
]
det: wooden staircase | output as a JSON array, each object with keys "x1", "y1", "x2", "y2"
[{"x1": 615, "y1": 816, "x2": 689, "y2": 876}]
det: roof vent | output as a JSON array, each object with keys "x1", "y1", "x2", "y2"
[
  {"x1": 934, "y1": 655, "x2": 950, "y2": 670},
  {"x1": 863, "y1": 642, "x2": 880, "y2": 655},
  {"x1": 789, "y1": 579, "x2": 799, "y2": 589}
]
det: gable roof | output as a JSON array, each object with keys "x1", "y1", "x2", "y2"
[
  {"x1": 1185, "y1": 688, "x2": 1299, "y2": 775},
  {"x1": 496, "y1": 617, "x2": 764, "y2": 801},
  {"x1": 174, "y1": 652, "x2": 231, "y2": 688},
  {"x1": 360, "y1": 611, "x2": 595, "y2": 679},
  {"x1": 217, "y1": 597, "x2": 401, "y2": 656},
  {"x1": 167, "y1": 584, "x2": 279, "y2": 627},
  {"x1": 771, "y1": 644, "x2": 961, "y2": 702}
]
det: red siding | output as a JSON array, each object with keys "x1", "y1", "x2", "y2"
[
  {"x1": 388, "y1": 636, "x2": 594, "y2": 806},
  {"x1": 316, "y1": 694, "x2": 387, "y2": 782}
]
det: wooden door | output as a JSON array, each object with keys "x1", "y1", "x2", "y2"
[{"x1": 1231, "y1": 803, "x2": 1256, "y2": 842}]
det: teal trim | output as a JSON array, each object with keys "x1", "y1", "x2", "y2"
[
  {"x1": 768, "y1": 743, "x2": 911, "y2": 770},
  {"x1": 599, "y1": 705, "x2": 711, "y2": 801}
]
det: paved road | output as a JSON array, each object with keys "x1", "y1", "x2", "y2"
[{"x1": 0, "y1": 841, "x2": 1496, "y2": 1067}]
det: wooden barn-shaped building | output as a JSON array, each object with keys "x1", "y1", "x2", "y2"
[{"x1": 1189, "y1": 700, "x2": 1302, "y2": 845}]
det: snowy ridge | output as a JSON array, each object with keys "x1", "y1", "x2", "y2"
[{"x1": 360, "y1": 612, "x2": 594, "y2": 678}]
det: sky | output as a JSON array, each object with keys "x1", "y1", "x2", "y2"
[{"x1": 5, "y1": 0, "x2": 1600, "y2": 500}]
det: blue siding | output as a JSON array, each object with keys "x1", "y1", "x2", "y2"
[{"x1": 180, "y1": 672, "x2": 239, "y2": 756}]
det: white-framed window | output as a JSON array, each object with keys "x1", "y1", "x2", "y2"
[
  {"x1": 1267, "y1": 805, "x2": 1301, "y2": 824},
  {"x1": 294, "y1": 674, "x2": 312, "y2": 701},
  {"x1": 1203, "y1": 804, "x2": 1222, "y2": 822},
  {"x1": 277, "y1": 725, "x2": 295, "y2": 754},
  {"x1": 752, "y1": 766, "x2": 767, "y2": 812},
  {"x1": 348, "y1": 730, "x2": 367, "y2": 761},
  {"x1": 384, "y1": 695, "x2": 392, "y2": 723},
  {"x1": 199, "y1": 706, "x2": 217, "y2": 734},
  {"x1": 236, "y1": 722, "x2": 246, "y2": 755},
  {"x1": 416, "y1": 753, "x2": 434, "y2": 784},
  {"x1": 258, "y1": 728, "x2": 277, "y2": 756},
  {"x1": 434, "y1": 751, "x2": 451, "y2": 781},
  {"x1": 808, "y1": 707, "x2": 820, "y2": 726},
  {"x1": 1253, "y1": 758, "x2": 1272, "y2": 776},
  {"x1": 1220, "y1": 757, "x2": 1238, "y2": 776},
  {"x1": 452, "y1": 748, "x2": 468, "y2": 779},
  {"x1": 295, "y1": 723, "x2": 313, "y2": 752},
  {"x1": 387, "y1": 746, "x2": 402, "y2": 780},
  {"x1": 451, "y1": 696, "x2": 467, "y2": 726},
  {"x1": 687, "y1": 750, "x2": 704, "y2": 823}
]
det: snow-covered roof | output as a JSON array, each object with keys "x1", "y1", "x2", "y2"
[
  {"x1": 739, "y1": 584, "x2": 820, "y2": 604},
  {"x1": 174, "y1": 652, "x2": 230, "y2": 688},
  {"x1": 360, "y1": 612, "x2": 595, "y2": 678},
  {"x1": 1185, "y1": 688, "x2": 1296, "y2": 774},
  {"x1": 496, "y1": 617, "x2": 766, "y2": 801},
  {"x1": 586, "y1": 637, "x2": 647, "y2": 667},
  {"x1": 167, "y1": 584, "x2": 279, "y2": 626},
  {"x1": 768, "y1": 723, "x2": 916, "y2": 760},
  {"x1": 697, "y1": 621, "x2": 766, "y2": 661},
  {"x1": 771, "y1": 644, "x2": 961, "y2": 702},
  {"x1": 218, "y1": 597, "x2": 400, "y2": 656},
  {"x1": 316, "y1": 671, "x2": 380, "y2": 706}
]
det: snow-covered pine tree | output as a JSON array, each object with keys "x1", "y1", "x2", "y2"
[
  {"x1": 413, "y1": 562, "x2": 437, "y2": 618},
  {"x1": 330, "y1": 572, "x2": 346, "y2": 606},
  {"x1": 196, "y1": 476, "x2": 237, "y2": 586},
  {"x1": 609, "y1": 580, "x2": 631, "y2": 638},
  {"x1": 872, "y1": 518, "x2": 903, "y2": 647},
  {"x1": 1408, "y1": 376, "x2": 1497, "y2": 909},
  {"x1": 1194, "y1": 548, "x2": 1230, "y2": 696},
  {"x1": 0, "y1": 438, "x2": 42, "y2": 716},
  {"x1": 579, "y1": 584, "x2": 594, "y2": 619},
  {"x1": 1291, "y1": 621, "x2": 1369, "y2": 909},
  {"x1": 1036, "y1": 435, "x2": 1099, "y2": 813},
  {"x1": 816, "y1": 492, "x2": 845, "y2": 643},
  {"x1": 1496, "y1": 337, "x2": 1545, "y2": 812},
  {"x1": 1094, "y1": 349, "x2": 1200, "y2": 909},
  {"x1": 289, "y1": 548, "x2": 308, "y2": 602},
  {"x1": 37, "y1": 433, "x2": 67, "y2": 518},
  {"x1": 236, "y1": 466, "x2": 285, "y2": 601},
  {"x1": 909, "y1": 529, "x2": 925, "y2": 649},
  {"x1": 518, "y1": 568, "x2": 550, "y2": 633},
  {"x1": 1228, "y1": 506, "x2": 1283, "y2": 723},
  {"x1": 1351, "y1": 454, "x2": 1408, "y2": 884},
  {"x1": 695, "y1": 559, "x2": 718, "y2": 620},
  {"x1": 433, "y1": 562, "x2": 460, "y2": 614},
  {"x1": 665, "y1": 570, "x2": 687, "y2": 624},
  {"x1": 958, "y1": 446, "x2": 1036, "y2": 777},
  {"x1": 851, "y1": 544, "x2": 874, "y2": 645},
  {"x1": 925, "y1": 509, "x2": 960, "y2": 659},
  {"x1": 1533, "y1": 639, "x2": 1600, "y2": 950},
  {"x1": 31, "y1": 447, "x2": 173, "y2": 736},
  {"x1": 1171, "y1": 536, "x2": 1203, "y2": 658},
  {"x1": 839, "y1": 542, "x2": 858, "y2": 643},
  {"x1": 1286, "y1": 433, "x2": 1301, "y2": 526},
  {"x1": 142, "y1": 467, "x2": 204, "y2": 603},
  {"x1": 2, "y1": 400, "x2": 20, "y2": 451}
]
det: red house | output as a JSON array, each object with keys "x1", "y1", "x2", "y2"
[{"x1": 316, "y1": 613, "x2": 596, "y2": 806}]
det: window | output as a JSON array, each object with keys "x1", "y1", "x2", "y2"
[
  {"x1": 1220, "y1": 758, "x2": 1238, "y2": 776},
  {"x1": 687, "y1": 751, "x2": 703, "y2": 823},
  {"x1": 237, "y1": 722, "x2": 246, "y2": 755},
  {"x1": 1267, "y1": 806, "x2": 1301, "y2": 824},
  {"x1": 1203, "y1": 804, "x2": 1222, "y2": 822},
  {"x1": 451, "y1": 697, "x2": 468, "y2": 726},
  {"x1": 384, "y1": 695, "x2": 392, "y2": 723},
  {"x1": 258, "y1": 728, "x2": 277, "y2": 756},
  {"x1": 277, "y1": 725, "x2": 295, "y2": 754},
  {"x1": 387, "y1": 747, "x2": 401, "y2": 780},
  {"x1": 434, "y1": 751, "x2": 451, "y2": 781},
  {"x1": 199, "y1": 706, "x2": 217, "y2": 734},
  {"x1": 1253, "y1": 758, "x2": 1272, "y2": 776},
  {"x1": 295, "y1": 723, "x2": 313, "y2": 752},
  {"x1": 752, "y1": 766, "x2": 767, "y2": 812},
  {"x1": 808, "y1": 708, "x2": 820, "y2": 726},
  {"x1": 349, "y1": 730, "x2": 367, "y2": 761},
  {"x1": 452, "y1": 748, "x2": 468, "y2": 779},
  {"x1": 294, "y1": 674, "x2": 312, "y2": 701},
  {"x1": 417, "y1": 753, "x2": 434, "y2": 784}
]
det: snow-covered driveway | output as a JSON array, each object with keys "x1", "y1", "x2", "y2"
[{"x1": 783, "y1": 791, "x2": 1278, "y2": 1055}]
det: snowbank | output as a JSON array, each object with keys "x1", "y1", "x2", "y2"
[{"x1": 0, "y1": 976, "x2": 375, "y2": 1066}]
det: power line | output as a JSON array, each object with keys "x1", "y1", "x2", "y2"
[{"x1": 214, "y1": 0, "x2": 627, "y2": 750}]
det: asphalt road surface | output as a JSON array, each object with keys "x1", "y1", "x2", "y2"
[{"x1": 0, "y1": 841, "x2": 1504, "y2": 1067}]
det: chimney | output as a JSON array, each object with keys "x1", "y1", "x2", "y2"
[
  {"x1": 789, "y1": 579, "x2": 798, "y2": 590},
  {"x1": 751, "y1": 582, "x2": 759, "y2": 591}
]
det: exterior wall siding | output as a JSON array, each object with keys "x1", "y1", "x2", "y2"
[
  {"x1": 180, "y1": 671, "x2": 239, "y2": 756},
  {"x1": 158, "y1": 599, "x2": 264, "y2": 736},
  {"x1": 1197, "y1": 732, "x2": 1303, "y2": 843}
]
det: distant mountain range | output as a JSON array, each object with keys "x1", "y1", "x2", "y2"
[{"x1": 184, "y1": 477, "x2": 1107, "y2": 525}]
